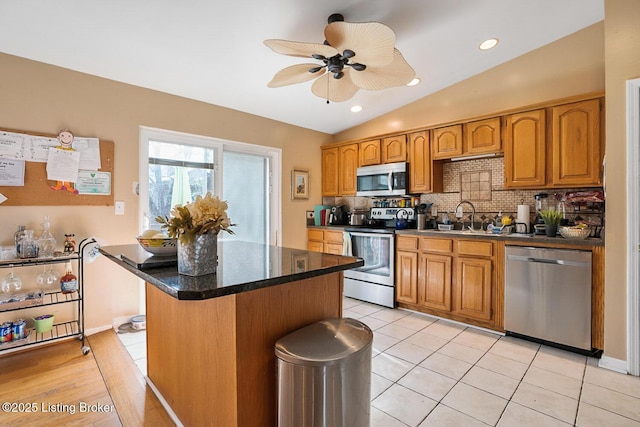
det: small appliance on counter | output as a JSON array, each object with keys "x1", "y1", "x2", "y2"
[
  {"x1": 348, "y1": 210, "x2": 368, "y2": 226},
  {"x1": 329, "y1": 205, "x2": 349, "y2": 225},
  {"x1": 533, "y1": 193, "x2": 549, "y2": 235}
]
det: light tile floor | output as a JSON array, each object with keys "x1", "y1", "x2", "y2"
[{"x1": 118, "y1": 297, "x2": 640, "y2": 426}]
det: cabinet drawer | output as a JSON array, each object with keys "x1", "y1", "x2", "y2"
[
  {"x1": 325, "y1": 230, "x2": 344, "y2": 244},
  {"x1": 420, "y1": 238, "x2": 453, "y2": 253},
  {"x1": 396, "y1": 236, "x2": 419, "y2": 251},
  {"x1": 308, "y1": 241, "x2": 324, "y2": 252},
  {"x1": 457, "y1": 240, "x2": 494, "y2": 257},
  {"x1": 308, "y1": 229, "x2": 324, "y2": 242}
]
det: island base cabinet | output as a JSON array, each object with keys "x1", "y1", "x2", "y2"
[{"x1": 145, "y1": 273, "x2": 343, "y2": 427}]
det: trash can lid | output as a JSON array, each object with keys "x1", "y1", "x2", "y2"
[{"x1": 275, "y1": 318, "x2": 373, "y2": 366}]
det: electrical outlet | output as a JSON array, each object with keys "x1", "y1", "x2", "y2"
[
  {"x1": 115, "y1": 201, "x2": 125, "y2": 215},
  {"x1": 306, "y1": 211, "x2": 315, "y2": 219}
]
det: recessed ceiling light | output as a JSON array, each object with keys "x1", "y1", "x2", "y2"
[
  {"x1": 350, "y1": 105, "x2": 363, "y2": 113},
  {"x1": 479, "y1": 38, "x2": 499, "y2": 51},
  {"x1": 407, "y1": 78, "x2": 421, "y2": 87}
]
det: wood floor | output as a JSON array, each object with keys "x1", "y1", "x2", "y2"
[{"x1": 0, "y1": 330, "x2": 173, "y2": 426}]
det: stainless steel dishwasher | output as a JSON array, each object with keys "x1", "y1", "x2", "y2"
[{"x1": 504, "y1": 246, "x2": 592, "y2": 351}]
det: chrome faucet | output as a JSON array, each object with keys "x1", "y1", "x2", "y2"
[{"x1": 455, "y1": 200, "x2": 476, "y2": 231}]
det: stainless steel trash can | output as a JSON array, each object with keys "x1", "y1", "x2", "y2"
[{"x1": 275, "y1": 318, "x2": 373, "y2": 427}]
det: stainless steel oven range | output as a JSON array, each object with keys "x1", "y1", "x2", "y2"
[
  {"x1": 342, "y1": 207, "x2": 414, "y2": 308},
  {"x1": 343, "y1": 227, "x2": 395, "y2": 308}
]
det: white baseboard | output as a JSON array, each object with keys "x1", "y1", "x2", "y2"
[
  {"x1": 146, "y1": 377, "x2": 184, "y2": 427},
  {"x1": 598, "y1": 355, "x2": 629, "y2": 374},
  {"x1": 84, "y1": 324, "x2": 113, "y2": 336}
]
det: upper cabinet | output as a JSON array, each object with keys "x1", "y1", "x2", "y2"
[
  {"x1": 321, "y1": 143, "x2": 358, "y2": 196},
  {"x1": 359, "y1": 139, "x2": 381, "y2": 166},
  {"x1": 338, "y1": 143, "x2": 359, "y2": 195},
  {"x1": 321, "y1": 147, "x2": 339, "y2": 196},
  {"x1": 382, "y1": 135, "x2": 407, "y2": 163},
  {"x1": 407, "y1": 131, "x2": 443, "y2": 194},
  {"x1": 432, "y1": 124, "x2": 463, "y2": 160},
  {"x1": 464, "y1": 117, "x2": 502, "y2": 155},
  {"x1": 550, "y1": 99, "x2": 602, "y2": 187},
  {"x1": 504, "y1": 109, "x2": 547, "y2": 188}
]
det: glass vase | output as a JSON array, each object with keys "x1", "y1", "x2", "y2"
[{"x1": 177, "y1": 232, "x2": 218, "y2": 276}]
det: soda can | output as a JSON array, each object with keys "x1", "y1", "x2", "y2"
[
  {"x1": 0, "y1": 322, "x2": 13, "y2": 343},
  {"x1": 12, "y1": 319, "x2": 26, "y2": 340}
]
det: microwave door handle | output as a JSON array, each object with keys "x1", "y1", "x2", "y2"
[{"x1": 388, "y1": 171, "x2": 393, "y2": 192}]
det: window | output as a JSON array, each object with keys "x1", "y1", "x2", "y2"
[{"x1": 139, "y1": 127, "x2": 281, "y2": 245}]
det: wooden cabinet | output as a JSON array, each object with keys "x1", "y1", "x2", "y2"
[
  {"x1": 504, "y1": 109, "x2": 546, "y2": 188},
  {"x1": 307, "y1": 228, "x2": 344, "y2": 254},
  {"x1": 432, "y1": 124, "x2": 463, "y2": 159},
  {"x1": 322, "y1": 144, "x2": 358, "y2": 196},
  {"x1": 551, "y1": 99, "x2": 602, "y2": 187},
  {"x1": 418, "y1": 253, "x2": 452, "y2": 311},
  {"x1": 338, "y1": 144, "x2": 358, "y2": 196},
  {"x1": 395, "y1": 234, "x2": 497, "y2": 330},
  {"x1": 464, "y1": 117, "x2": 501, "y2": 155},
  {"x1": 359, "y1": 139, "x2": 381, "y2": 166},
  {"x1": 382, "y1": 135, "x2": 407, "y2": 163},
  {"x1": 396, "y1": 250, "x2": 419, "y2": 304},
  {"x1": 407, "y1": 131, "x2": 443, "y2": 194},
  {"x1": 321, "y1": 147, "x2": 339, "y2": 196}
]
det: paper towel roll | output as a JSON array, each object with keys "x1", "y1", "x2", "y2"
[{"x1": 517, "y1": 204, "x2": 530, "y2": 232}]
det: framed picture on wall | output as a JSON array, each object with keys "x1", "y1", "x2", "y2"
[{"x1": 292, "y1": 169, "x2": 309, "y2": 199}]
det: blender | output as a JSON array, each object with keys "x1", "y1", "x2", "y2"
[{"x1": 533, "y1": 193, "x2": 549, "y2": 235}]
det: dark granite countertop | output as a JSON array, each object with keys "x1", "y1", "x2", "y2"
[
  {"x1": 308, "y1": 225, "x2": 604, "y2": 247},
  {"x1": 394, "y1": 229, "x2": 604, "y2": 247},
  {"x1": 100, "y1": 241, "x2": 363, "y2": 300}
]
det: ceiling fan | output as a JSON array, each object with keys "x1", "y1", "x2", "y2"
[{"x1": 264, "y1": 13, "x2": 416, "y2": 103}]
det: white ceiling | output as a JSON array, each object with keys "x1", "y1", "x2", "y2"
[{"x1": 0, "y1": 1, "x2": 604, "y2": 135}]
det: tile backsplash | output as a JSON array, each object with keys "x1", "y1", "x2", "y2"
[{"x1": 323, "y1": 157, "x2": 604, "y2": 227}]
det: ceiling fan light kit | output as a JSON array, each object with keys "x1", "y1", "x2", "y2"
[{"x1": 264, "y1": 13, "x2": 415, "y2": 103}]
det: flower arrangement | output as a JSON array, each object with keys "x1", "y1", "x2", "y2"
[
  {"x1": 156, "y1": 193, "x2": 235, "y2": 244},
  {"x1": 539, "y1": 208, "x2": 564, "y2": 226}
]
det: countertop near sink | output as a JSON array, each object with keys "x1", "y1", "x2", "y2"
[
  {"x1": 308, "y1": 225, "x2": 604, "y2": 247},
  {"x1": 395, "y1": 229, "x2": 604, "y2": 247}
]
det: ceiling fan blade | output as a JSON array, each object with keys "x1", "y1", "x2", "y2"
[
  {"x1": 324, "y1": 21, "x2": 395, "y2": 66},
  {"x1": 264, "y1": 39, "x2": 338, "y2": 59},
  {"x1": 267, "y1": 63, "x2": 326, "y2": 88},
  {"x1": 311, "y1": 69, "x2": 359, "y2": 102},
  {"x1": 349, "y1": 49, "x2": 415, "y2": 90}
]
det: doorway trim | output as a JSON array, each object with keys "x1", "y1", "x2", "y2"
[{"x1": 627, "y1": 77, "x2": 640, "y2": 376}]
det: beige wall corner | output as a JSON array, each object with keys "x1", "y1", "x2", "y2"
[{"x1": 603, "y1": 0, "x2": 640, "y2": 361}]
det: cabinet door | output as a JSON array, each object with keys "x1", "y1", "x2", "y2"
[
  {"x1": 418, "y1": 253, "x2": 452, "y2": 311},
  {"x1": 308, "y1": 241, "x2": 324, "y2": 252},
  {"x1": 382, "y1": 135, "x2": 407, "y2": 163},
  {"x1": 464, "y1": 117, "x2": 501, "y2": 154},
  {"x1": 432, "y1": 125, "x2": 463, "y2": 159},
  {"x1": 551, "y1": 99, "x2": 602, "y2": 187},
  {"x1": 339, "y1": 144, "x2": 358, "y2": 195},
  {"x1": 454, "y1": 257, "x2": 492, "y2": 321},
  {"x1": 322, "y1": 147, "x2": 339, "y2": 196},
  {"x1": 325, "y1": 243, "x2": 344, "y2": 255},
  {"x1": 504, "y1": 109, "x2": 546, "y2": 188},
  {"x1": 359, "y1": 139, "x2": 381, "y2": 166},
  {"x1": 408, "y1": 131, "x2": 443, "y2": 194},
  {"x1": 396, "y1": 250, "x2": 418, "y2": 304}
]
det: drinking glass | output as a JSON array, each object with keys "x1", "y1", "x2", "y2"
[{"x1": 1, "y1": 265, "x2": 22, "y2": 293}]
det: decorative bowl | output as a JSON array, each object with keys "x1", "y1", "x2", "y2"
[
  {"x1": 136, "y1": 236, "x2": 178, "y2": 256},
  {"x1": 559, "y1": 226, "x2": 591, "y2": 239}
]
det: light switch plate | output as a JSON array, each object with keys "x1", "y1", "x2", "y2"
[{"x1": 115, "y1": 201, "x2": 125, "y2": 215}]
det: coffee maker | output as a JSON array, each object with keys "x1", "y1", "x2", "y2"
[{"x1": 533, "y1": 193, "x2": 549, "y2": 235}]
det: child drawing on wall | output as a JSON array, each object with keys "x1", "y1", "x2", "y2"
[{"x1": 50, "y1": 129, "x2": 79, "y2": 194}]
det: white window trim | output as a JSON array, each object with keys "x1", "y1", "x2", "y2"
[{"x1": 139, "y1": 126, "x2": 282, "y2": 246}]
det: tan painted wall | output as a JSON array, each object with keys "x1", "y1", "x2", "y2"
[
  {"x1": 333, "y1": 22, "x2": 605, "y2": 142},
  {"x1": 0, "y1": 53, "x2": 331, "y2": 330},
  {"x1": 603, "y1": 0, "x2": 640, "y2": 361}
]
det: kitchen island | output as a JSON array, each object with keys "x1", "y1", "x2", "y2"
[{"x1": 100, "y1": 241, "x2": 363, "y2": 427}]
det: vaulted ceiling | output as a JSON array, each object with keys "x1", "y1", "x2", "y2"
[{"x1": 0, "y1": 1, "x2": 604, "y2": 134}]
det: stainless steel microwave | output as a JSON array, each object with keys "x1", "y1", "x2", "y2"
[{"x1": 356, "y1": 162, "x2": 408, "y2": 196}]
